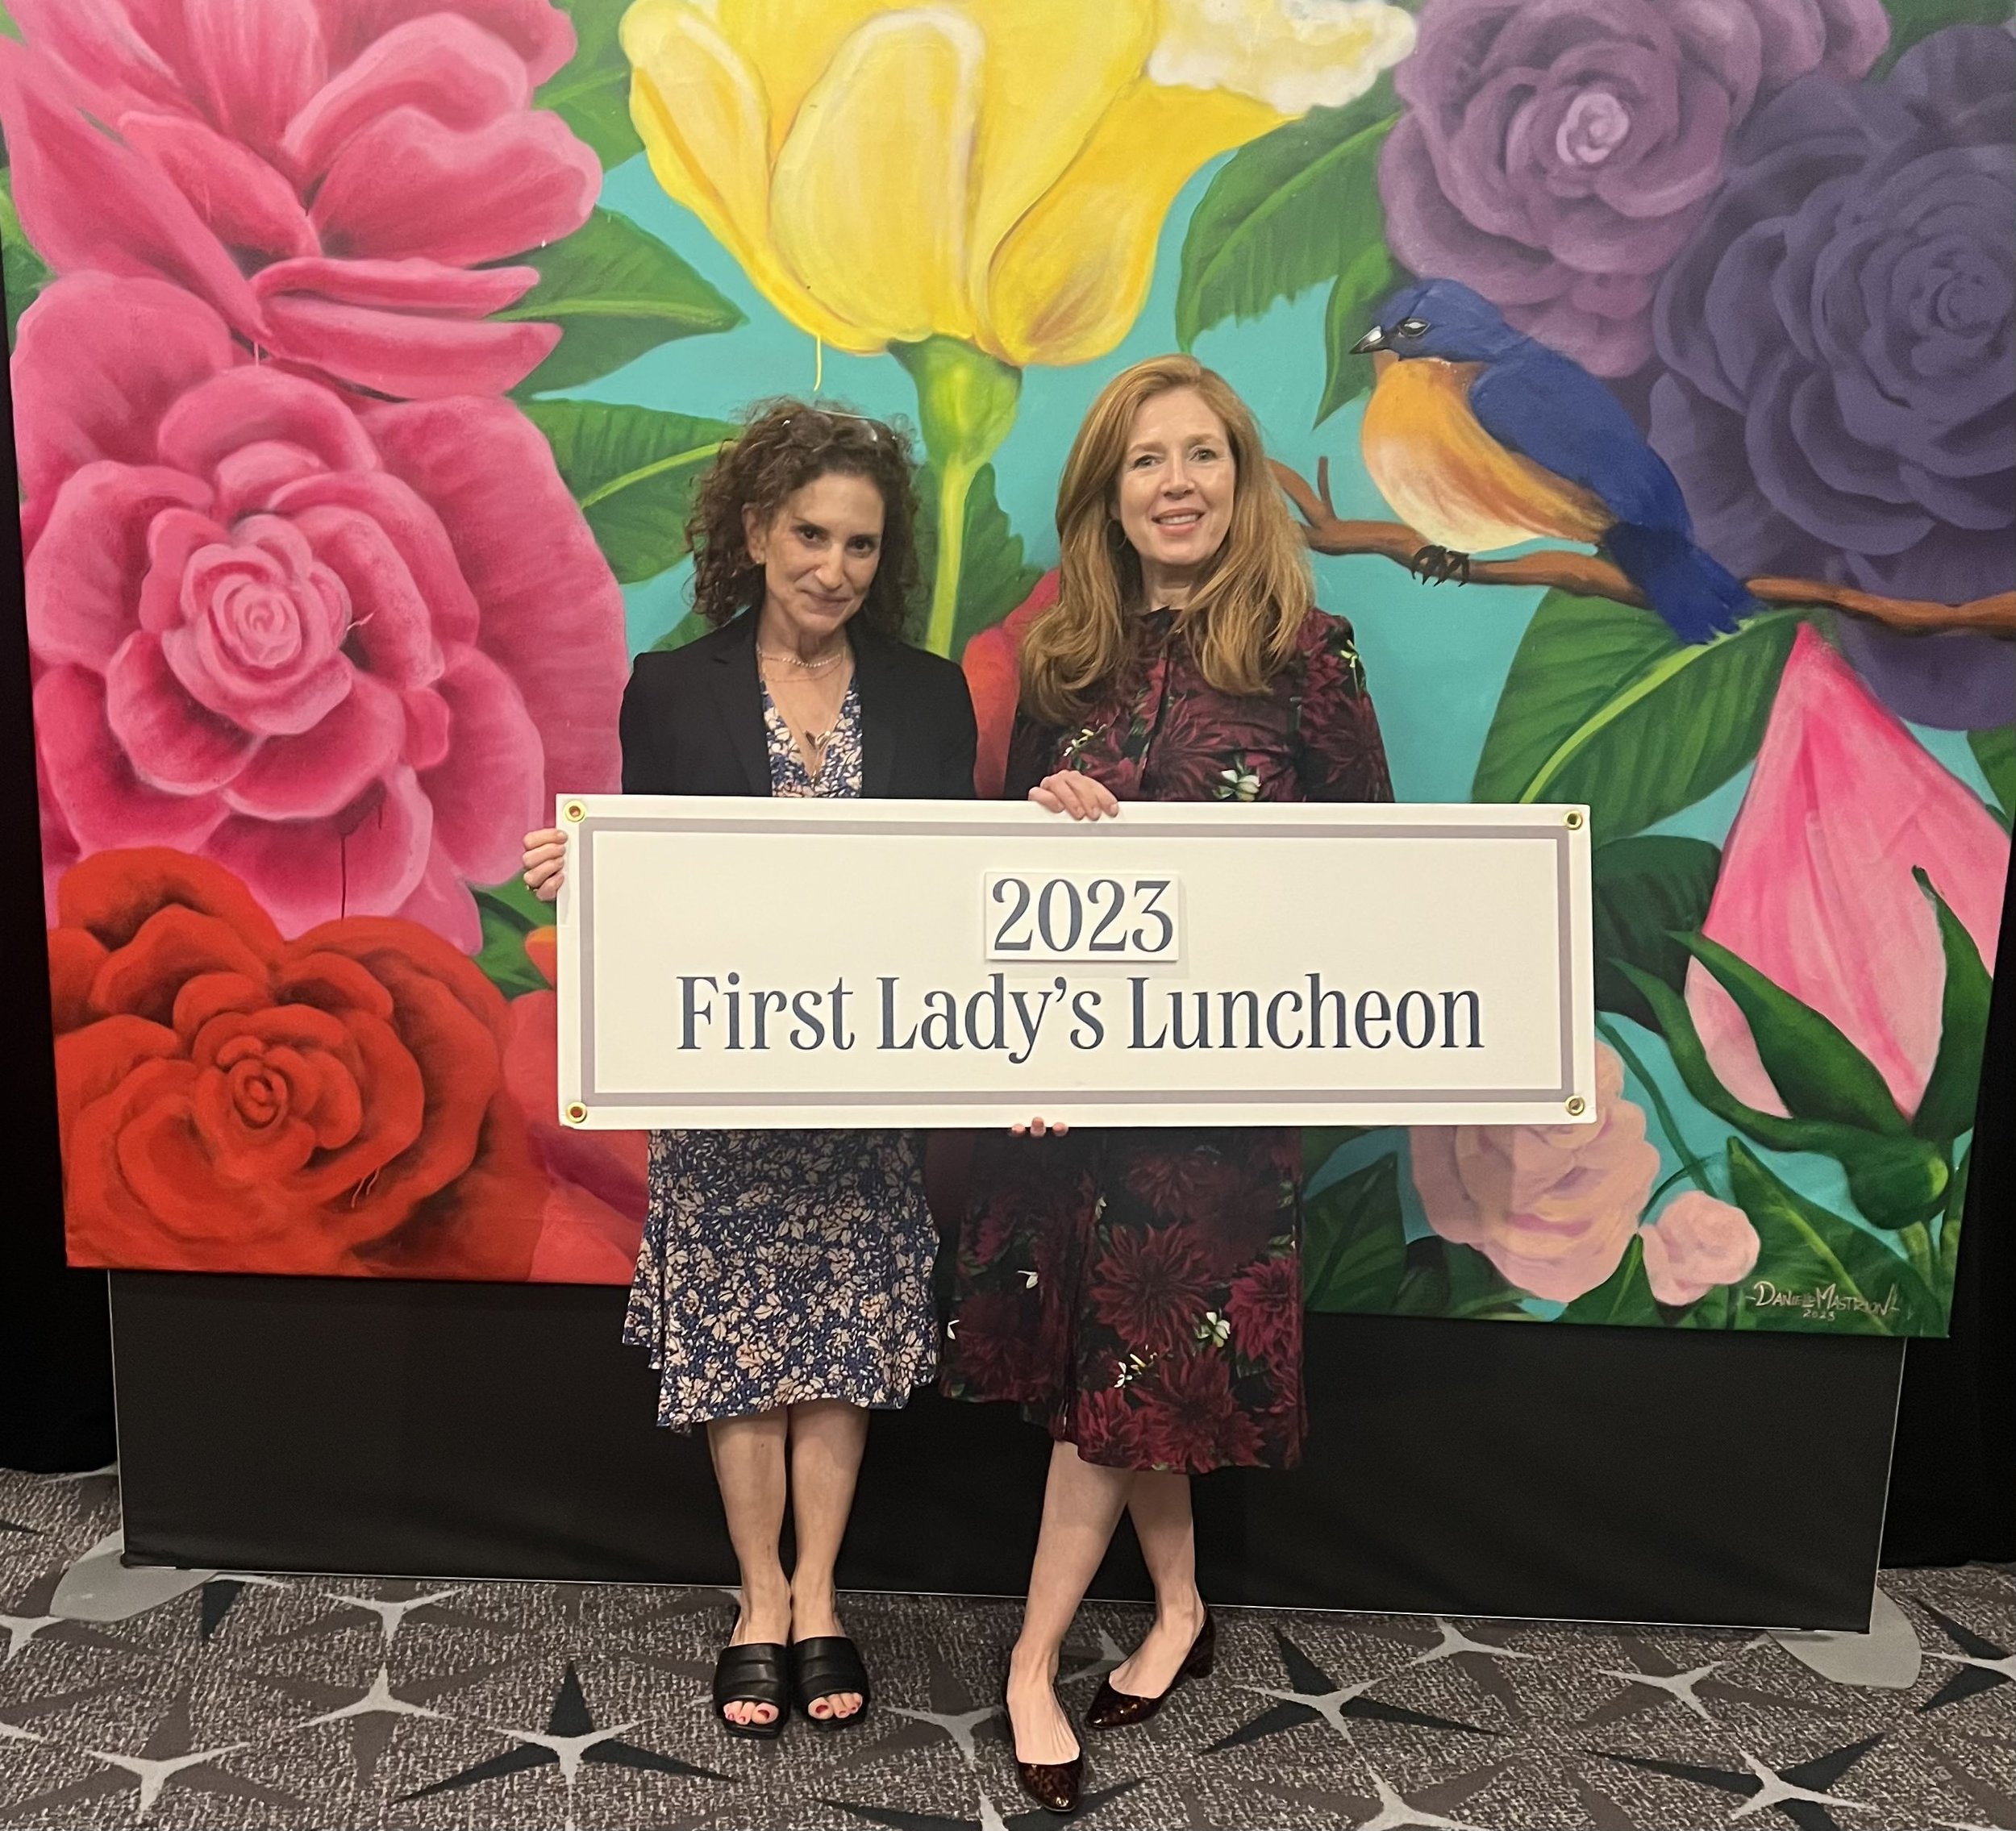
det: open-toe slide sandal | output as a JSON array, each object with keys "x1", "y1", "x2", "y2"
[
  {"x1": 713, "y1": 1642, "x2": 789, "y2": 1740},
  {"x1": 789, "y1": 1635, "x2": 872, "y2": 1731}
]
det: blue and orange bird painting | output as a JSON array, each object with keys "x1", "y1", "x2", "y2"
[{"x1": 1354, "y1": 279, "x2": 1753, "y2": 643}]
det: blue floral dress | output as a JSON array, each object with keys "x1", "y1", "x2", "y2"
[{"x1": 621, "y1": 677, "x2": 939, "y2": 1430}]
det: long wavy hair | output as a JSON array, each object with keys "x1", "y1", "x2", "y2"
[
  {"x1": 1020, "y1": 356, "x2": 1313, "y2": 725},
  {"x1": 686, "y1": 397, "x2": 921, "y2": 635}
]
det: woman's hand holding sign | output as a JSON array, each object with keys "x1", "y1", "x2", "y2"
[
  {"x1": 1030, "y1": 770, "x2": 1119, "y2": 820},
  {"x1": 523, "y1": 827, "x2": 568, "y2": 901}
]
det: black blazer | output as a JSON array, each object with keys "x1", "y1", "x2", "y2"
[{"x1": 618, "y1": 611, "x2": 977, "y2": 800}]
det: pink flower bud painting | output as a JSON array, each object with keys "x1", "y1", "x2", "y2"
[{"x1": 1688, "y1": 626, "x2": 2006, "y2": 1125}]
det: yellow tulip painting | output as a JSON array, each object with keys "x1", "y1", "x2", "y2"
[{"x1": 622, "y1": 0, "x2": 1415, "y2": 652}]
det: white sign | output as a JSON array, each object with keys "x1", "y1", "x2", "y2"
[{"x1": 555, "y1": 797, "x2": 1597, "y2": 1130}]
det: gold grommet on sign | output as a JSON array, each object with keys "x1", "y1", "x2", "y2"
[
  {"x1": 1566, "y1": 1096, "x2": 1588, "y2": 1117},
  {"x1": 564, "y1": 801, "x2": 586, "y2": 822},
  {"x1": 564, "y1": 1102, "x2": 588, "y2": 1124},
  {"x1": 1564, "y1": 809, "x2": 1585, "y2": 829}
]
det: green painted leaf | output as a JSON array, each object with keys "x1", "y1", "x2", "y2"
[
  {"x1": 1910, "y1": 868, "x2": 1994, "y2": 1143},
  {"x1": 0, "y1": 169, "x2": 48, "y2": 347},
  {"x1": 1872, "y1": 0, "x2": 2016, "y2": 76},
  {"x1": 537, "y1": 0, "x2": 644, "y2": 167},
  {"x1": 1314, "y1": 239, "x2": 1398, "y2": 427},
  {"x1": 1727, "y1": 1139, "x2": 1943, "y2": 1335},
  {"x1": 1392, "y1": 1234, "x2": 1531, "y2": 1321},
  {"x1": 506, "y1": 207, "x2": 742, "y2": 395},
  {"x1": 1472, "y1": 592, "x2": 1802, "y2": 843},
  {"x1": 1936, "y1": 1144, "x2": 1968, "y2": 1298},
  {"x1": 1302, "y1": 1154, "x2": 1406, "y2": 1312},
  {"x1": 1678, "y1": 933, "x2": 1906, "y2": 1136},
  {"x1": 1174, "y1": 80, "x2": 1398, "y2": 350},
  {"x1": 916, "y1": 463, "x2": 1043, "y2": 660},
  {"x1": 1559, "y1": 1235, "x2": 1664, "y2": 1327},
  {"x1": 649, "y1": 610, "x2": 712, "y2": 653},
  {"x1": 1589, "y1": 836, "x2": 1719, "y2": 1028},
  {"x1": 1621, "y1": 963, "x2": 1950, "y2": 1228},
  {"x1": 1969, "y1": 725, "x2": 2015, "y2": 822},
  {"x1": 524, "y1": 399, "x2": 736, "y2": 584},
  {"x1": 1302, "y1": 1125, "x2": 1374, "y2": 1179},
  {"x1": 473, "y1": 884, "x2": 548, "y2": 1001}
]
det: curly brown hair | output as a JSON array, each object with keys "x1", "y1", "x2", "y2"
[{"x1": 685, "y1": 398, "x2": 922, "y2": 635}]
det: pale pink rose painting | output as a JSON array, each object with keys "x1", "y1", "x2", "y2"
[
  {"x1": 1639, "y1": 1193, "x2": 1760, "y2": 1309},
  {"x1": 1409, "y1": 1043, "x2": 1661, "y2": 1305}
]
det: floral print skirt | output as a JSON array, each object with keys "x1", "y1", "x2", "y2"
[
  {"x1": 623, "y1": 1128, "x2": 939, "y2": 1431},
  {"x1": 941, "y1": 1127, "x2": 1305, "y2": 1473}
]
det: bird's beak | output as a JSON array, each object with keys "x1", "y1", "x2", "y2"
[{"x1": 1351, "y1": 325, "x2": 1385, "y2": 355}]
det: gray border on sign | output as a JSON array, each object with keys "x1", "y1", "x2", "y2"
[{"x1": 577, "y1": 813, "x2": 1577, "y2": 1107}]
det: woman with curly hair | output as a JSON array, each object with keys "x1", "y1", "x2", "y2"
[
  {"x1": 521, "y1": 400, "x2": 975, "y2": 1742},
  {"x1": 941, "y1": 356, "x2": 1393, "y2": 1814}
]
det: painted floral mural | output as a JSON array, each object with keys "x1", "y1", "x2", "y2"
[{"x1": 1, "y1": 0, "x2": 2007, "y2": 1333}]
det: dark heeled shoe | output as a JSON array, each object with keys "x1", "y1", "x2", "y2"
[
  {"x1": 712, "y1": 1642, "x2": 789, "y2": 1740},
  {"x1": 1085, "y1": 1611, "x2": 1215, "y2": 1729},
  {"x1": 1004, "y1": 1682, "x2": 1083, "y2": 1816}
]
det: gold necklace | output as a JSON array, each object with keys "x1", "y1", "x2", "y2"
[{"x1": 758, "y1": 645, "x2": 848, "y2": 675}]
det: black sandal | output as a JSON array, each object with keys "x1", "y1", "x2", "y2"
[
  {"x1": 713, "y1": 1642, "x2": 789, "y2": 1740},
  {"x1": 789, "y1": 1635, "x2": 872, "y2": 1731}
]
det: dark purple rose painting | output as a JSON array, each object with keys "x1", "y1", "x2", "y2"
[{"x1": 1652, "y1": 27, "x2": 2016, "y2": 727}]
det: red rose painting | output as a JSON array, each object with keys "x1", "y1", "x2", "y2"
[{"x1": 52, "y1": 848, "x2": 544, "y2": 1276}]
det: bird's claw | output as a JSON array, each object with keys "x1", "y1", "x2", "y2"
[{"x1": 1409, "y1": 544, "x2": 1472, "y2": 585}]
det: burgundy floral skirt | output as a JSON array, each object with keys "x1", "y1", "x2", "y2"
[{"x1": 940, "y1": 1127, "x2": 1305, "y2": 1474}]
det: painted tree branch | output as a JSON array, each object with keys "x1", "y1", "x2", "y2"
[{"x1": 1273, "y1": 458, "x2": 2016, "y2": 638}]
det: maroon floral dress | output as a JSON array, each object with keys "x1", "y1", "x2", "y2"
[{"x1": 940, "y1": 607, "x2": 1394, "y2": 1473}]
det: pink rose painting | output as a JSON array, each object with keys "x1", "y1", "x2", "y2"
[{"x1": 18, "y1": 273, "x2": 626, "y2": 952}]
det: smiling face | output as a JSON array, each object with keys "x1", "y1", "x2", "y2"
[
  {"x1": 1113, "y1": 386, "x2": 1237, "y2": 602},
  {"x1": 743, "y1": 470, "x2": 886, "y2": 651}
]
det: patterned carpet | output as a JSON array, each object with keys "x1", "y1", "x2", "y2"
[{"x1": 0, "y1": 1468, "x2": 2010, "y2": 1831}]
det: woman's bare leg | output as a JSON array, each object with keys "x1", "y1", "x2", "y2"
[
  {"x1": 1106, "y1": 1470, "x2": 1208, "y2": 1696},
  {"x1": 786, "y1": 1397, "x2": 871, "y2": 1721},
  {"x1": 706, "y1": 1409, "x2": 791, "y2": 1727},
  {"x1": 1006, "y1": 1441, "x2": 1134, "y2": 1763}
]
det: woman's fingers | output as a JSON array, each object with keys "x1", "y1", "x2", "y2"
[
  {"x1": 1029, "y1": 773, "x2": 1118, "y2": 820},
  {"x1": 522, "y1": 829, "x2": 569, "y2": 901},
  {"x1": 1010, "y1": 1117, "x2": 1071, "y2": 1136}
]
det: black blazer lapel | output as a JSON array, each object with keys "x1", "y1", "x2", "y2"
[
  {"x1": 706, "y1": 613, "x2": 770, "y2": 795},
  {"x1": 854, "y1": 626, "x2": 900, "y2": 799}
]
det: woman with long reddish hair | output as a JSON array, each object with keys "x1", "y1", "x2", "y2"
[{"x1": 943, "y1": 355, "x2": 1393, "y2": 1815}]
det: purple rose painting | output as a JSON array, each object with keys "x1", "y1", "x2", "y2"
[
  {"x1": 1379, "y1": 0, "x2": 1890, "y2": 376},
  {"x1": 1651, "y1": 27, "x2": 2016, "y2": 727}
]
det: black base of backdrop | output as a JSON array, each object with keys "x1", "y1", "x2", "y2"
[{"x1": 111, "y1": 1273, "x2": 1901, "y2": 1630}]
